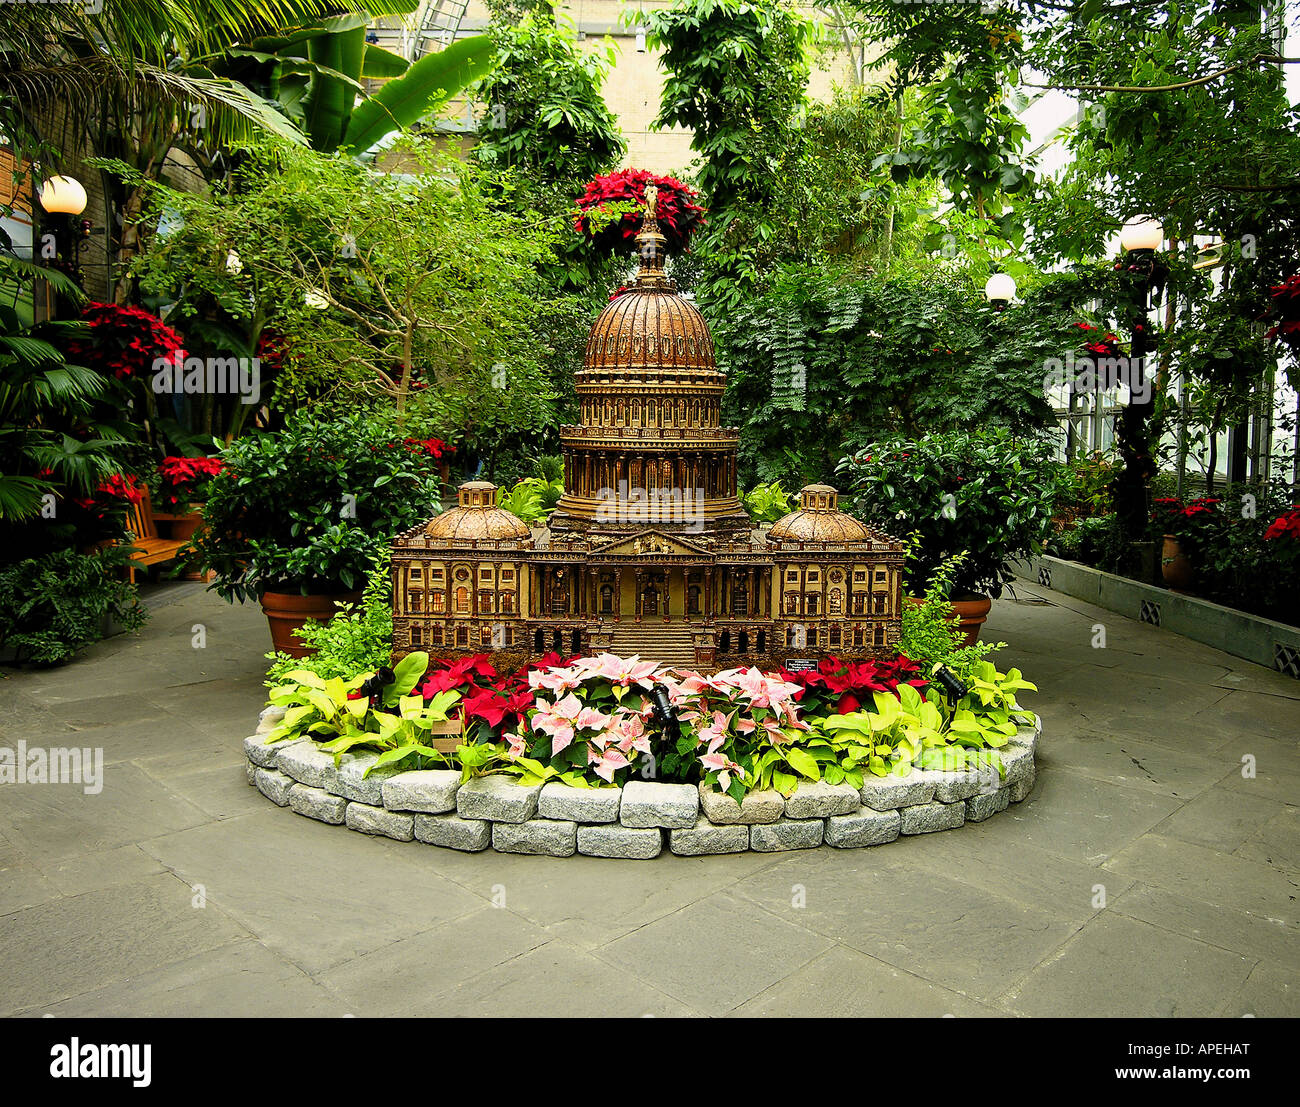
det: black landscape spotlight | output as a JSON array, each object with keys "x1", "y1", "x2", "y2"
[
  {"x1": 930, "y1": 663, "x2": 968, "y2": 703},
  {"x1": 358, "y1": 665, "x2": 397, "y2": 710},
  {"x1": 648, "y1": 682, "x2": 681, "y2": 743}
]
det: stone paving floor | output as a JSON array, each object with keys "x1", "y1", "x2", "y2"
[{"x1": 0, "y1": 581, "x2": 1296, "y2": 1018}]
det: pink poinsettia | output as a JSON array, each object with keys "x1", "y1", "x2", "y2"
[
  {"x1": 529, "y1": 693, "x2": 611, "y2": 757},
  {"x1": 527, "y1": 665, "x2": 583, "y2": 695},
  {"x1": 699, "y1": 733, "x2": 745, "y2": 792},
  {"x1": 572, "y1": 652, "x2": 662, "y2": 688}
]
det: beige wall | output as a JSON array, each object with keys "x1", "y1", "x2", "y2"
[{"x1": 454, "y1": 1, "x2": 866, "y2": 174}]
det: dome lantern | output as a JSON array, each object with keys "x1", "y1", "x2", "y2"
[
  {"x1": 423, "y1": 481, "x2": 532, "y2": 543},
  {"x1": 768, "y1": 484, "x2": 873, "y2": 545}
]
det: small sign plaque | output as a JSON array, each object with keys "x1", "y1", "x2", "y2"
[{"x1": 783, "y1": 658, "x2": 818, "y2": 673}]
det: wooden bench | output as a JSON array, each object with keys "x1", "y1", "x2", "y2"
[{"x1": 122, "y1": 484, "x2": 190, "y2": 584}]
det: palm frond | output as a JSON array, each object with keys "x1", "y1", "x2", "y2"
[
  {"x1": 0, "y1": 257, "x2": 87, "y2": 304},
  {"x1": 0, "y1": 475, "x2": 48, "y2": 522}
]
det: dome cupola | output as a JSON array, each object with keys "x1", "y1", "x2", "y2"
[
  {"x1": 424, "y1": 481, "x2": 532, "y2": 543},
  {"x1": 767, "y1": 484, "x2": 873, "y2": 545},
  {"x1": 549, "y1": 185, "x2": 750, "y2": 538}
]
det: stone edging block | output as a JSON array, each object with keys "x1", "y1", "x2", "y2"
[{"x1": 243, "y1": 714, "x2": 1039, "y2": 858}]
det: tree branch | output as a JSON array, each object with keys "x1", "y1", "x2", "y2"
[{"x1": 1023, "y1": 53, "x2": 1297, "y2": 94}]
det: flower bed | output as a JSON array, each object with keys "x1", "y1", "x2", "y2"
[{"x1": 243, "y1": 650, "x2": 1039, "y2": 857}]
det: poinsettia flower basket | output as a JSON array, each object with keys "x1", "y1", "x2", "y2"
[{"x1": 574, "y1": 168, "x2": 707, "y2": 257}]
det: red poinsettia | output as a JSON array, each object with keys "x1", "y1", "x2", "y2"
[
  {"x1": 1264, "y1": 275, "x2": 1300, "y2": 347},
  {"x1": 65, "y1": 302, "x2": 184, "y2": 381},
  {"x1": 574, "y1": 169, "x2": 707, "y2": 257},
  {"x1": 1264, "y1": 506, "x2": 1300, "y2": 541},
  {"x1": 403, "y1": 438, "x2": 453, "y2": 460},
  {"x1": 157, "y1": 456, "x2": 225, "y2": 510},
  {"x1": 1084, "y1": 332, "x2": 1123, "y2": 358},
  {"x1": 462, "y1": 686, "x2": 534, "y2": 731},
  {"x1": 71, "y1": 472, "x2": 146, "y2": 519},
  {"x1": 419, "y1": 654, "x2": 499, "y2": 698},
  {"x1": 779, "y1": 655, "x2": 927, "y2": 715}
]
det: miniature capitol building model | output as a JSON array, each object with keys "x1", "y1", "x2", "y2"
[{"x1": 391, "y1": 195, "x2": 905, "y2": 668}]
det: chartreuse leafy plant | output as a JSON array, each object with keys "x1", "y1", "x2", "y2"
[
  {"x1": 820, "y1": 664, "x2": 1035, "y2": 779},
  {"x1": 897, "y1": 545, "x2": 1003, "y2": 679},
  {"x1": 740, "y1": 481, "x2": 793, "y2": 524},
  {"x1": 263, "y1": 652, "x2": 463, "y2": 776}
]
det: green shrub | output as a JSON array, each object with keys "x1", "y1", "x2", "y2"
[
  {"x1": 741, "y1": 481, "x2": 794, "y2": 523},
  {"x1": 839, "y1": 428, "x2": 1065, "y2": 598},
  {"x1": 898, "y1": 545, "x2": 1003, "y2": 679},
  {"x1": 0, "y1": 547, "x2": 147, "y2": 665},
  {"x1": 195, "y1": 410, "x2": 442, "y2": 602},
  {"x1": 265, "y1": 553, "x2": 394, "y2": 685},
  {"x1": 497, "y1": 474, "x2": 563, "y2": 524}
]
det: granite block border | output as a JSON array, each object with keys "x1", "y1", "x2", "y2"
[{"x1": 246, "y1": 718, "x2": 1039, "y2": 857}]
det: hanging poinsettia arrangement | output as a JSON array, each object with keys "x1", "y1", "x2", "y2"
[{"x1": 573, "y1": 168, "x2": 707, "y2": 257}]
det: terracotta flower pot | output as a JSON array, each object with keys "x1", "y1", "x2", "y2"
[
  {"x1": 260, "y1": 589, "x2": 361, "y2": 657},
  {"x1": 905, "y1": 593, "x2": 992, "y2": 648},
  {"x1": 948, "y1": 594, "x2": 993, "y2": 647},
  {"x1": 1161, "y1": 534, "x2": 1195, "y2": 591},
  {"x1": 170, "y1": 505, "x2": 205, "y2": 543}
]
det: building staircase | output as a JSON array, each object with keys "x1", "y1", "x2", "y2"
[{"x1": 607, "y1": 622, "x2": 699, "y2": 670}]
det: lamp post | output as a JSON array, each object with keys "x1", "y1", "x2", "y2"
[
  {"x1": 984, "y1": 272, "x2": 1017, "y2": 313},
  {"x1": 38, "y1": 175, "x2": 91, "y2": 296},
  {"x1": 1114, "y1": 215, "x2": 1164, "y2": 555},
  {"x1": 38, "y1": 175, "x2": 92, "y2": 318}
]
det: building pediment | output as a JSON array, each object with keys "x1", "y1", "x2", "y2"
[{"x1": 588, "y1": 529, "x2": 714, "y2": 561}]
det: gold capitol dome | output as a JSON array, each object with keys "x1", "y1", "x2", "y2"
[
  {"x1": 549, "y1": 185, "x2": 752, "y2": 537},
  {"x1": 391, "y1": 186, "x2": 906, "y2": 668}
]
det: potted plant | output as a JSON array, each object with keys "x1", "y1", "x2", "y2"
[
  {"x1": 1150, "y1": 496, "x2": 1224, "y2": 591},
  {"x1": 837, "y1": 428, "x2": 1063, "y2": 645},
  {"x1": 154, "y1": 455, "x2": 226, "y2": 541},
  {"x1": 193, "y1": 410, "x2": 443, "y2": 656}
]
